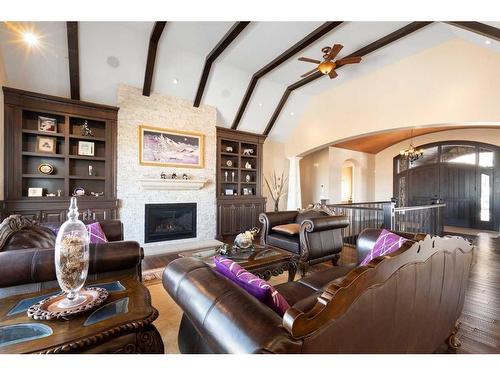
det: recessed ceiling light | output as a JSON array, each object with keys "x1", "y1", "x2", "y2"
[
  {"x1": 172, "y1": 78, "x2": 179, "y2": 85},
  {"x1": 106, "y1": 56, "x2": 120, "y2": 68},
  {"x1": 485, "y1": 40, "x2": 491, "y2": 45},
  {"x1": 22, "y1": 31, "x2": 39, "y2": 47},
  {"x1": 290, "y1": 112, "x2": 295, "y2": 116}
]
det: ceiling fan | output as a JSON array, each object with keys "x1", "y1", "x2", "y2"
[{"x1": 298, "y1": 43, "x2": 362, "y2": 79}]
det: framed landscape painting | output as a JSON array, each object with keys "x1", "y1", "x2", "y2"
[{"x1": 139, "y1": 125, "x2": 204, "y2": 168}]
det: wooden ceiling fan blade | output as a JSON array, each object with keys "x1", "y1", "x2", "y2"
[
  {"x1": 336, "y1": 56, "x2": 362, "y2": 66},
  {"x1": 301, "y1": 67, "x2": 318, "y2": 78},
  {"x1": 326, "y1": 44, "x2": 343, "y2": 60},
  {"x1": 298, "y1": 57, "x2": 321, "y2": 64},
  {"x1": 328, "y1": 69, "x2": 338, "y2": 79}
]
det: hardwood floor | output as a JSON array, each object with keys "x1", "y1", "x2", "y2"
[
  {"x1": 145, "y1": 233, "x2": 500, "y2": 354},
  {"x1": 456, "y1": 233, "x2": 500, "y2": 353}
]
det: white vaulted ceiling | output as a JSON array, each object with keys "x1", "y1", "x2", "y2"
[{"x1": 0, "y1": 21, "x2": 499, "y2": 142}]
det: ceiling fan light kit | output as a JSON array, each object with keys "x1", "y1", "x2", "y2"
[{"x1": 298, "y1": 43, "x2": 362, "y2": 79}]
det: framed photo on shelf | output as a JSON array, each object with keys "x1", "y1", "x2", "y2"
[
  {"x1": 38, "y1": 116, "x2": 57, "y2": 133},
  {"x1": 225, "y1": 189, "x2": 234, "y2": 196},
  {"x1": 28, "y1": 187, "x2": 43, "y2": 197},
  {"x1": 78, "y1": 141, "x2": 95, "y2": 156},
  {"x1": 243, "y1": 188, "x2": 249, "y2": 195},
  {"x1": 35, "y1": 136, "x2": 57, "y2": 154},
  {"x1": 139, "y1": 125, "x2": 204, "y2": 168}
]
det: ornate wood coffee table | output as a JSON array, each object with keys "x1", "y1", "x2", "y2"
[
  {"x1": 181, "y1": 244, "x2": 297, "y2": 282},
  {"x1": 0, "y1": 275, "x2": 164, "y2": 354}
]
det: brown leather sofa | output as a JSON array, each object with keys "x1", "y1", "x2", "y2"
[
  {"x1": 259, "y1": 210, "x2": 349, "y2": 273},
  {"x1": 163, "y1": 228, "x2": 474, "y2": 353},
  {"x1": 0, "y1": 215, "x2": 143, "y2": 298}
]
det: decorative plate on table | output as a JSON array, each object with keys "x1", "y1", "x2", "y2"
[{"x1": 27, "y1": 287, "x2": 108, "y2": 320}]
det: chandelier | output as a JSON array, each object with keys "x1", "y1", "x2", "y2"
[{"x1": 399, "y1": 129, "x2": 423, "y2": 163}]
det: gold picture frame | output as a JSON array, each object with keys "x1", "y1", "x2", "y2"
[{"x1": 139, "y1": 125, "x2": 205, "y2": 168}]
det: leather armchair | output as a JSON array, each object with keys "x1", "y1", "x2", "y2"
[
  {"x1": 0, "y1": 215, "x2": 143, "y2": 298},
  {"x1": 259, "y1": 210, "x2": 349, "y2": 273},
  {"x1": 163, "y1": 228, "x2": 474, "y2": 353}
]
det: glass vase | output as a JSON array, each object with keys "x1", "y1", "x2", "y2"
[{"x1": 54, "y1": 197, "x2": 90, "y2": 308}]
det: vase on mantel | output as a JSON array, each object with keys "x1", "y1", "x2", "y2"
[{"x1": 54, "y1": 197, "x2": 90, "y2": 308}]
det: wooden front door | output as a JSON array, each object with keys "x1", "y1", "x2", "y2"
[
  {"x1": 394, "y1": 141, "x2": 499, "y2": 231},
  {"x1": 439, "y1": 164, "x2": 477, "y2": 228}
]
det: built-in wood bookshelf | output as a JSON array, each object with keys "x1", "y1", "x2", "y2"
[
  {"x1": 2, "y1": 87, "x2": 119, "y2": 222},
  {"x1": 216, "y1": 127, "x2": 266, "y2": 239}
]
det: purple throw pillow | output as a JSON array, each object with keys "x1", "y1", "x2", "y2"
[
  {"x1": 86, "y1": 222, "x2": 108, "y2": 244},
  {"x1": 360, "y1": 229, "x2": 408, "y2": 266},
  {"x1": 214, "y1": 256, "x2": 290, "y2": 316}
]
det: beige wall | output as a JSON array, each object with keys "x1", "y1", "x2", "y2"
[
  {"x1": 263, "y1": 140, "x2": 289, "y2": 211},
  {"x1": 328, "y1": 147, "x2": 375, "y2": 204},
  {"x1": 300, "y1": 146, "x2": 375, "y2": 206},
  {"x1": 300, "y1": 148, "x2": 329, "y2": 207},
  {"x1": 374, "y1": 128, "x2": 500, "y2": 200},
  {"x1": 285, "y1": 39, "x2": 500, "y2": 158},
  {"x1": 0, "y1": 51, "x2": 7, "y2": 201}
]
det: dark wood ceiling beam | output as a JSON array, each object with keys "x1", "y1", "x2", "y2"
[
  {"x1": 446, "y1": 22, "x2": 500, "y2": 42},
  {"x1": 143, "y1": 21, "x2": 167, "y2": 97},
  {"x1": 66, "y1": 22, "x2": 80, "y2": 100},
  {"x1": 263, "y1": 21, "x2": 433, "y2": 136},
  {"x1": 231, "y1": 21, "x2": 344, "y2": 130},
  {"x1": 193, "y1": 22, "x2": 250, "y2": 107}
]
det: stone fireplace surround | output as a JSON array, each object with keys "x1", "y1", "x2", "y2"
[{"x1": 116, "y1": 85, "x2": 220, "y2": 255}]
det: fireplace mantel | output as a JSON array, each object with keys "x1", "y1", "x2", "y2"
[{"x1": 139, "y1": 178, "x2": 209, "y2": 190}]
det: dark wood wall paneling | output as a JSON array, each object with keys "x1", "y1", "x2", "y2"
[
  {"x1": 193, "y1": 22, "x2": 251, "y2": 107},
  {"x1": 143, "y1": 22, "x2": 167, "y2": 97}
]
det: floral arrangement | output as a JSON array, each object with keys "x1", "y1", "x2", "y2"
[{"x1": 264, "y1": 171, "x2": 288, "y2": 212}]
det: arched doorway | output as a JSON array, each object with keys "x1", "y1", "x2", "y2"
[{"x1": 393, "y1": 141, "x2": 499, "y2": 230}]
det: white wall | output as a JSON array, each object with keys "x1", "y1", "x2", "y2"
[
  {"x1": 116, "y1": 84, "x2": 217, "y2": 253},
  {"x1": 0, "y1": 50, "x2": 7, "y2": 201},
  {"x1": 300, "y1": 147, "x2": 375, "y2": 206},
  {"x1": 285, "y1": 39, "x2": 500, "y2": 158},
  {"x1": 374, "y1": 128, "x2": 500, "y2": 200},
  {"x1": 262, "y1": 140, "x2": 289, "y2": 212}
]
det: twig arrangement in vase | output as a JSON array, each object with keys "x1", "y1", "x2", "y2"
[{"x1": 264, "y1": 171, "x2": 288, "y2": 212}]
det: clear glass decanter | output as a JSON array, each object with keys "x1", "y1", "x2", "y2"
[{"x1": 54, "y1": 197, "x2": 90, "y2": 308}]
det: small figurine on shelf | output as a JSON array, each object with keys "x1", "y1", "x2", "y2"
[
  {"x1": 242, "y1": 148, "x2": 254, "y2": 156},
  {"x1": 182, "y1": 173, "x2": 189, "y2": 180},
  {"x1": 46, "y1": 192, "x2": 56, "y2": 197},
  {"x1": 160, "y1": 172, "x2": 167, "y2": 179},
  {"x1": 225, "y1": 146, "x2": 233, "y2": 153},
  {"x1": 245, "y1": 174, "x2": 251, "y2": 182},
  {"x1": 245, "y1": 161, "x2": 252, "y2": 169},
  {"x1": 231, "y1": 171, "x2": 235, "y2": 182},
  {"x1": 90, "y1": 192, "x2": 104, "y2": 197},
  {"x1": 224, "y1": 171, "x2": 228, "y2": 182},
  {"x1": 57, "y1": 189, "x2": 62, "y2": 197},
  {"x1": 171, "y1": 173, "x2": 177, "y2": 179},
  {"x1": 81, "y1": 120, "x2": 94, "y2": 137},
  {"x1": 88, "y1": 165, "x2": 94, "y2": 176}
]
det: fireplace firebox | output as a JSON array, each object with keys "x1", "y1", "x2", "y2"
[{"x1": 144, "y1": 203, "x2": 197, "y2": 243}]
